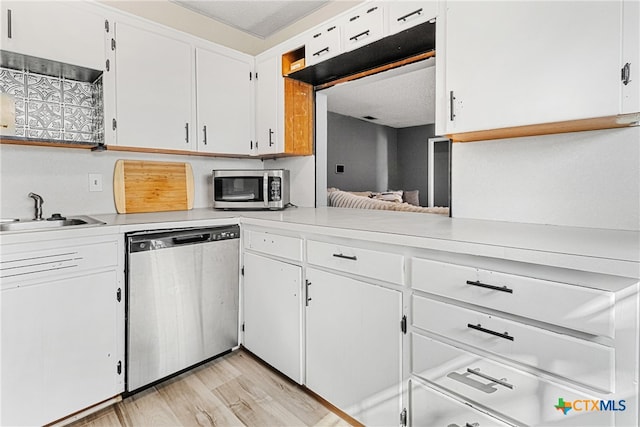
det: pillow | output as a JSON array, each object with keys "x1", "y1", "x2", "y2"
[
  {"x1": 373, "y1": 190, "x2": 403, "y2": 203},
  {"x1": 403, "y1": 190, "x2": 420, "y2": 206}
]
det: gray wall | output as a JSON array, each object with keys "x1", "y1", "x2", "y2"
[
  {"x1": 397, "y1": 125, "x2": 436, "y2": 206},
  {"x1": 326, "y1": 112, "x2": 398, "y2": 192}
]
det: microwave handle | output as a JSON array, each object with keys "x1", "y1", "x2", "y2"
[{"x1": 263, "y1": 174, "x2": 269, "y2": 207}]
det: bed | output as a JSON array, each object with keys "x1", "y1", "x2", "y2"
[{"x1": 327, "y1": 188, "x2": 449, "y2": 215}]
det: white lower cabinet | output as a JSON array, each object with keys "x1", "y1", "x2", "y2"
[
  {"x1": 305, "y1": 267, "x2": 402, "y2": 426},
  {"x1": 410, "y1": 379, "x2": 510, "y2": 427},
  {"x1": 0, "y1": 234, "x2": 123, "y2": 426},
  {"x1": 412, "y1": 334, "x2": 614, "y2": 427},
  {"x1": 242, "y1": 252, "x2": 302, "y2": 383}
]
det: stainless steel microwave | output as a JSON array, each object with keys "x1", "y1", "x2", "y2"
[{"x1": 212, "y1": 169, "x2": 290, "y2": 210}]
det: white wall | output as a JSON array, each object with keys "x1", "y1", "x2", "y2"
[
  {"x1": 0, "y1": 145, "x2": 262, "y2": 219},
  {"x1": 264, "y1": 155, "x2": 316, "y2": 208},
  {"x1": 451, "y1": 127, "x2": 640, "y2": 231}
]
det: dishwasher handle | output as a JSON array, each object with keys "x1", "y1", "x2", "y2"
[{"x1": 172, "y1": 234, "x2": 210, "y2": 245}]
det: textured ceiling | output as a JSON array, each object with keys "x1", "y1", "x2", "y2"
[
  {"x1": 321, "y1": 59, "x2": 436, "y2": 129},
  {"x1": 171, "y1": 0, "x2": 330, "y2": 39}
]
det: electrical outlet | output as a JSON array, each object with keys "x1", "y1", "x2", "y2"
[{"x1": 89, "y1": 173, "x2": 103, "y2": 192}]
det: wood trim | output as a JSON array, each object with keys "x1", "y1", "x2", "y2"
[
  {"x1": 0, "y1": 138, "x2": 312, "y2": 160},
  {"x1": 448, "y1": 113, "x2": 640, "y2": 143},
  {"x1": 314, "y1": 50, "x2": 436, "y2": 91}
]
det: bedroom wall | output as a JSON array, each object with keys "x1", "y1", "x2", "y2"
[
  {"x1": 452, "y1": 126, "x2": 640, "y2": 231},
  {"x1": 326, "y1": 112, "x2": 398, "y2": 192},
  {"x1": 397, "y1": 125, "x2": 436, "y2": 206}
]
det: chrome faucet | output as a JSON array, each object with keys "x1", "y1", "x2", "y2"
[{"x1": 28, "y1": 192, "x2": 44, "y2": 220}]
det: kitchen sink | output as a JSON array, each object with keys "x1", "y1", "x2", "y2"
[{"x1": 0, "y1": 215, "x2": 106, "y2": 232}]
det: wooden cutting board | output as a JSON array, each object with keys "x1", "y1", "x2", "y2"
[{"x1": 113, "y1": 160, "x2": 194, "y2": 214}]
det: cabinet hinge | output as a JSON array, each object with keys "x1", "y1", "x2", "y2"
[
  {"x1": 255, "y1": 72, "x2": 258, "y2": 80},
  {"x1": 622, "y1": 62, "x2": 631, "y2": 86},
  {"x1": 401, "y1": 315, "x2": 407, "y2": 334},
  {"x1": 400, "y1": 408, "x2": 407, "y2": 427},
  {"x1": 117, "y1": 360, "x2": 122, "y2": 375},
  {"x1": 105, "y1": 59, "x2": 110, "y2": 72},
  {"x1": 249, "y1": 72, "x2": 252, "y2": 81},
  {"x1": 241, "y1": 322, "x2": 245, "y2": 332},
  {"x1": 112, "y1": 118, "x2": 117, "y2": 130},
  {"x1": 104, "y1": 19, "x2": 110, "y2": 33},
  {"x1": 116, "y1": 287, "x2": 122, "y2": 302},
  {"x1": 111, "y1": 38, "x2": 116, "y2": 51},
  {"x1": 250, "y1": 140, "x2": 254, "y2": 150},
  {"x1": 241, "y1": 266, "x2": 244, "y2": 276}
]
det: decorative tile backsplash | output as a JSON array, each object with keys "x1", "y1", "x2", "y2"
[{"x1": 0, "y1": 67, "x2": 103, "y2": 144}]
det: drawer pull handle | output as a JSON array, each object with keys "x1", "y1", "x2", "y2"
[
  {"x1": 349, "y1": 30, "x2": 370, "y2": 42},
  {"x1": 313, "y1": 47, "x2": 330, "y2": 57},
  {"x1": 466, "y1": 280, "x2": 513, "y2": 293},
  {"x1": 467, "y1": 323, "x2": 514, "y2": 341},
  {"x1": 333, "y1": 253, "x2": 357, "y2": 261},
  {"x1": 467, "y1": 368, "x2": 513, "y2": 390},
  {"x1": 397, "y1": 8, "x2": 423, "y2": 22},
  {"x1": 465, "y1": 424, "x2": 480, "y2": 427}
]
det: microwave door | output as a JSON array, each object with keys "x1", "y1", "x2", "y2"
[{"x1": 263, "y1": 173, "x2": 269, "y2": 208}]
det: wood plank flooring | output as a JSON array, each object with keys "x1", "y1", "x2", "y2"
[{"x1": 69, "y1": 350, "x2": 354, "y2": 427}]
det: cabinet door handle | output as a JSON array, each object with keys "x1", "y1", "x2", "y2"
[
  {"x1": 268, "y1": 128, "x2": 274, "y2": 146},
  {"x1": 332, "y1": 253, "x2": 357, "y2": 261},
  {"x1": 467, "y1": 323, "x2": 514, "y2": 341},
  {"x1": 185, "y1": 123, "x2": 189, "y2": 144},
  {"x1": 7, "y1": 9, "x2": 12, "y2": 39},
  {"x1": 349, "y1": 15, "x2": 360, "y2": 22},
  {"x1": 203, "y1": 125, "x2": 207, "y2": 145},
  {"x1": 466, "y1": 280, "x2": 513, "y2": 294},
  {"x1": 466, "y1": 368, "x2": 513, "y2": 389},
  {"x1": 622, "y1": 62, "x2": 631, "y2": 86},
  {"x1": 449, "y1": 91, "x2": 456, "y2": 121},
  {"x1": 313, "y1": 47, "x2": 330, "y2": 57},
  {"x1": 305, "y1": 280, "x2": 312, "y2": 306},
  {"x1": 398, "y1": 8, "x2": 423, "y2": 22},
  {"x1": 350, "y1": 30, "x2": 370, "y2": 42}
]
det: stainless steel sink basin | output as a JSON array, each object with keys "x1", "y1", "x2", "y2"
[{"x1": 0, "y1": 215, "x2": 106, "y2": 232}]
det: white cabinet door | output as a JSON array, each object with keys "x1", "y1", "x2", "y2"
[
  {"x1": 113, "y1": 22, "x2": 193, "y2": 150},
  {"x1": 621, "y1": 0, "x2": 640, "y2": 114},
  {"x1": 342, "y1": 3, "x2": 385, "y2": 52},
  {"x1": 243, "y1": 252, "x2": 302, "y2": 383},
  {"x1": 1, "y1": 271, "x2": 121, "y2": 426},
  {"x1": 442, "y1": 1, "x2": 623, "y2": 134},
  {"x1": 387, "y1": 1, "x2": 438, "y2": 36},
  {"x1": 306, "y1": 268, "x2": 402, "y2": 426},
  {"x1": 196, "y1": 48, "x2": 252, "y2": 155},
  {"x1": 255, "y1": 54, "x2": 281, "y2": 155},
  {"x1": 0, "y1": 1, "x2": 105, "y2": 71}
]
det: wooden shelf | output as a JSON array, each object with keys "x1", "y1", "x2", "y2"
[
  {"x1": 448, "y1": 113, "x2": 640, "y2": 143},
  {"x1": 0, "y1": 137, "x2": 313, "y2": 160}
]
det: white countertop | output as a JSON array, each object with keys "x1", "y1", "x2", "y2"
[{"x1": 3, "y1": 207, "x2": 639, "y2": 278}]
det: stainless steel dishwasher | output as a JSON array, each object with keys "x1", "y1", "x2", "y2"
[{"x1": 125, "y1": 225, "x2": 239, "y2": 393}]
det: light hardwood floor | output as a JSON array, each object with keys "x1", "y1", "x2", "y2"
[{"x1": 69, "y1": 350, "x2": 355, "y2": 427}]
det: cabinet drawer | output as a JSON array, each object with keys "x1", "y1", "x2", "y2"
[
  {"x1": 1, "y1": 239, "x2": 119, "y2": 290},
  {"x1": 411, "y1": 379, "x2": 510, "y2": 427},
  {"x1": 411, "y1": 334, "x2": 614, "y2": 427},
  {"x1": 244, "y1": 230, "x2": 302, "y2": 261},
  {"x1": 342, "y1": 4, "x2": 384, "y2": 52},
  {"x1": 387, "y1": 1, "x2": 437, "y2": 35},
  {"x1": 411, "y1": 258, "x2": 614, "y2": 338},
  {"x1": 307, "y1": 240, "x2": 404, "y2": 284},
  {"x1": 413, "y1": 296, "x2": 614, "y2": 392},
  {"x1": 306, "y1": 24, "x2": 341, "y2": 66}
]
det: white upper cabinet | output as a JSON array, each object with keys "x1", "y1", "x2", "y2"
[
  {"x1": 387, "y1": 1, "x2": 437, "y2": 35},
  {"x1": 621, "y1": 0, "x2": 639, "y2": 114},
  {"x1": 255, "y1": 53, "x2": 282, "y2": 155},
  {"x1": 306, "y1": 24, "x2": 341, "y2": 67},
  {"x1": 196, "y1": 47, "x2": 252, "y2": 155},
  {"x1": 0, "y1": 1, "x2": 105, "y2": 71},
  {"x1": 440, "y1": 0, "x2": 633, "y2": 136},
  {"x1": 113, "y1": 22, "x2": 193, "y2": 150},
  {"x1": 341, "y1": 3, "x2": 385, "y2": 52}
]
